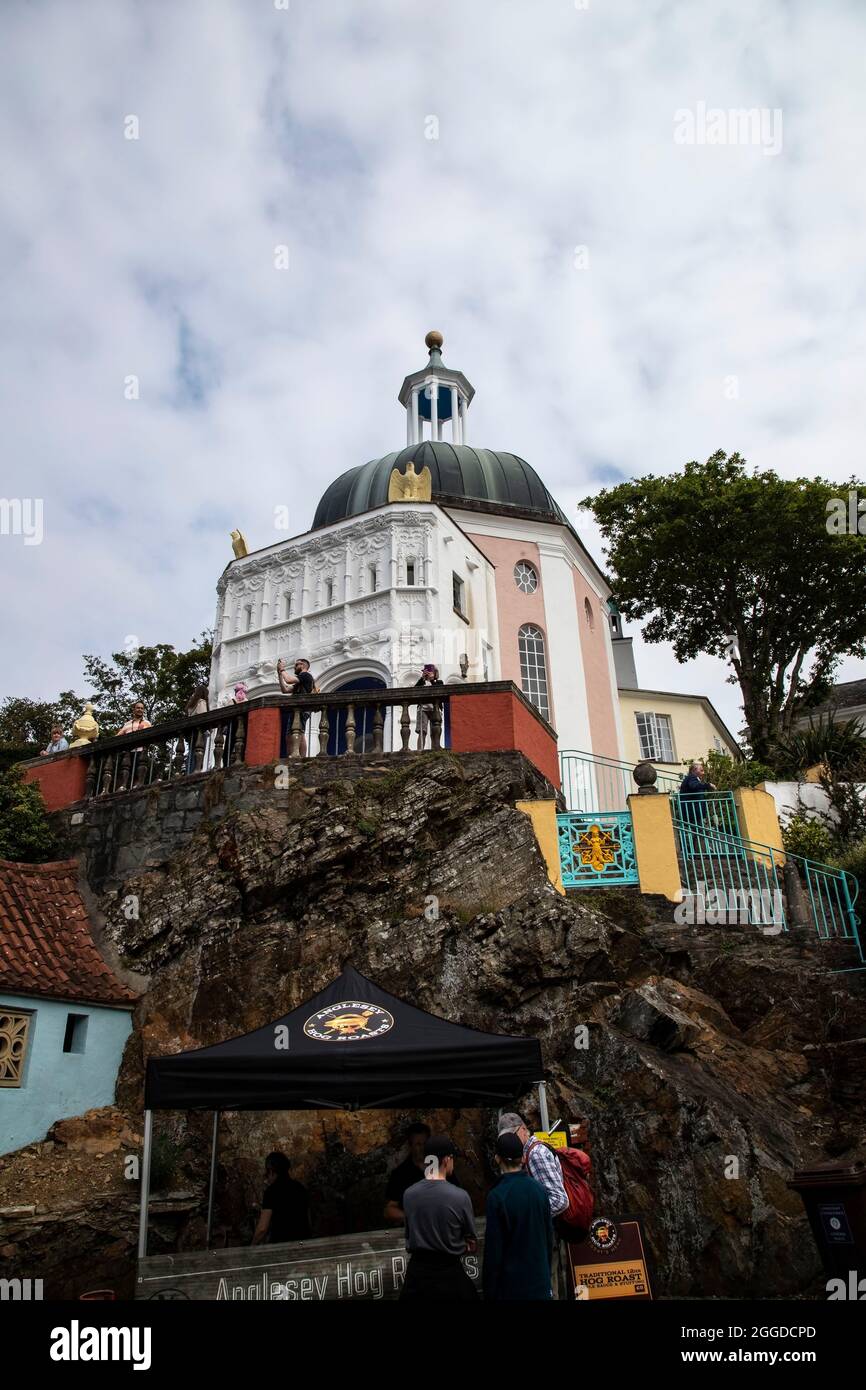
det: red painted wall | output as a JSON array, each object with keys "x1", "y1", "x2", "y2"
[
  {"x1": 22, "y1": 755, "x2": 88, "y2": 812},
  {"x1": 450, "y1": 691, "x2": 559, "y2": 788},
  {"x1": 244, "y1": 706, "x2": 282, "y2": 765}
]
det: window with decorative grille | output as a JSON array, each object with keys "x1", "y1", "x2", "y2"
[
  {"x1": 0, "y1": 1009, "x2": 32, "y2": 1087},
  {"x1": 518, "y1": 624, "x2": 550, "y2": 721},
  {"x1": 513, "y1": 560, "x2": 538, "y2": 594}
]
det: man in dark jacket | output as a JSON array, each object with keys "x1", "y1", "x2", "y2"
[
  {"x1": 483, "y1": 1131, "x2": 553, "y2": 1301},
  {"x1": 678, "y1": 760, "x2": 715, "y2": 827}
]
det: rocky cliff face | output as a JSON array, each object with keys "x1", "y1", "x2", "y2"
[{"x1": 3, "y1": 750, "x2": 865, "y2": 1298}]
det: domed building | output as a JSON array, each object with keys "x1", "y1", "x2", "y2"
[{"x1": 210, "y1": 333, "x2": 625, "y2": 761}]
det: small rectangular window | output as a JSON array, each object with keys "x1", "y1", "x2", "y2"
[
  {"x1": 452, "y1": 572, "x2": 465, "y2": 616},
  {"x1": 244, "y1": 604, "x2": 253, "y2": 632},
  {"x1": 285, "y1": 592, "x2": 294, "y2": 620},
  {"x1": 325, "y1": 579, "x2": 334, "y2": 606},
  {"x1": 406, "y1": 560, "x2": 416, "y2": 586},
  {"x1": 368, "y1": 565, "x2": 378, "y2": 593},
  {"x1": 63, "y1": 1013, "x2": 88, "y2": 1055},
  {"x1": 635, "y1": 712, "x2": 676, "y2": 763}
]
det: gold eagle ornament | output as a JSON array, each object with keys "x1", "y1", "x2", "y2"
[
  {"x1": 230, "y1": 529, "x2": 248, "y2": 559},
  {"x1": 388, "y1": 459, "x2": 432, "y2": 503}
]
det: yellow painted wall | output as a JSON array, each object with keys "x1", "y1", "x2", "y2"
[
  {"x1": 734, "y1": 787, "x2": 784, "y2": 859},
  {"x1": 618, "y1": 691, "x2": 735, "y2": 775},
  {"x1": 627, "y1": 793, "x2": 682, "y2": 902},
  {"x1": 516, "y1": 800, "x2": 565, "y2": 895}
]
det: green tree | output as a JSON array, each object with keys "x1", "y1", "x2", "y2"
[
  {"x1": 583, "y1": 452, "x2": 866, "y2": 761},
  {"x1": 0, "y1": 692, "x2": 83, "y2": 771},
  {"x1": 0, "y1": 768, "x2": 66, "y2": 862},
  {"x1": 82, "y1": 632, "x2": 212, "y2": 733}
]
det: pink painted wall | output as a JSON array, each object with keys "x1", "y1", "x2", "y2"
[
  {"x1": 572, "y1": 571, "x2": 621, "y2": 759},
  {"x1": 465, "y1": 533, "x2": 556, "y2": 730}
]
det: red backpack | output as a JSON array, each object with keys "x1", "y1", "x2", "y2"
[{"x1": 526, "y1": 1139, "x2": 594, "y2": 1237}]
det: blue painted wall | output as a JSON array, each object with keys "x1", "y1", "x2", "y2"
[{"x1": 0, "y1": 992, "x2": 133, "y2": 1155}]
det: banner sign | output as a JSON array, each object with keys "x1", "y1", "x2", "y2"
[
  {"x1": 137, "y1": 1222, "x2": 485, "y2": 1302},
  {"x1": 533, "y1": 1130, "x2": 567, "y2": 1149},
  {"x1": 567, "y1": 1216, "x2": 653, "y2": 1301}
]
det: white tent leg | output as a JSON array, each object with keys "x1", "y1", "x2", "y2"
[
  {"x1": 206, "y1": 1111, "x2": 220, "y2": 1248},
  {"x1": 537, "y1": 1080, "x2": 550, "y2": 1132},
  {"x1": 137, "y1": 1109, "x2": 153, "y2": 1260}
]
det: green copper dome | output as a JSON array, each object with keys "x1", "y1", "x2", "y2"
[{"x1": 313, "y1": 440, "x2": 568, "y2": 530}]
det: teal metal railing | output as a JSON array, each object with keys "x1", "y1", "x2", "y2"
[
  {"x1": 672, "y1": 790, "x2": 741, "y2": 848},
  {"x1": 670, "y1": 809, "x2": 863, "y2": 962},
  {"x1": 560, "y1": 749, "x2": 680, "y2": 813}
]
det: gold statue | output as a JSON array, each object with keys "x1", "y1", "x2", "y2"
[
  {"x1": 388, "y1": 459, "x2": 432, "y2": 503},
  {"x1": 69, "y1": 702, "x2": 100, "y2": 747},
  {"x1": 231, "y1": 529, "x2": 248, "y2": 558}
]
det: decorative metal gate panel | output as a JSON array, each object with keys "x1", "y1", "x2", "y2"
[{"x1": 557, "y1": 812, "x2": 639, "y2": 888}]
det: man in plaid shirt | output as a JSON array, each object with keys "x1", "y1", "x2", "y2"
[{"x1": 497, "y1": 1112, "x2": 568, "y2": 1218}]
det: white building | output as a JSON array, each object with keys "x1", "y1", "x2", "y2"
[{"x1": 210, "y1": 332, "x2": 625, "y2": 762}]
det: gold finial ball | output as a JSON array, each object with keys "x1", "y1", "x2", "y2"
[{"x1": 425, "y1": 330, "x2": 443, "y2": 350}]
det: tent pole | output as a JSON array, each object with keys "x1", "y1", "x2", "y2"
[
  {"x1": 537, "y1": 1080, "x2": 550, "y2": 1132},
  {"x1": 137, "y1": 1109, "x2": 153, "y2": 1261},
  {"x1": 206, "y1": 1111, "x2": 220, "y2": 1248}
]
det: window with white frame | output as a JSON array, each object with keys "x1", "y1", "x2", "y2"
[
  {"x1": 518, "y1": 624, "x2": 550, "y2": 720},
  {"x1": 635, "y1": 712, "x2": 676, "y2": 762},
  {"x1": 368, "y1": 565, "x2": 378, "y2": 593},
  {"x1": 406, "y1": 559, "x2": 416, "y2": 586},
  {"x1": 244, "y1": 604, "x2": 253, "y2": 632},
  {"x1": 284, "y1": 591, "x2": 294, "y2": 620},
  {"x1": 513, "y1": 560, "x2": 538, "y2": 594},
  {"x1": 324, "y1": 578, "x2": 334, "y2": 607}
]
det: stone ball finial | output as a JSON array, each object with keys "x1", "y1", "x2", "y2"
[
  {"x1": 633, "y1": 760, "x2": 658, "y2": 794},
  {"x1": 425, "y1": 330, "x2": 444, "y2": 351}
]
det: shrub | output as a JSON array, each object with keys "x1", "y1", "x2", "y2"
[
  {"x1": 702, "y1": 750, "x2": 775, "y2": 790},
  {"x1": 0, "y1": 767, "x2": 66, "y2": 862},
  {"x1": 781, "y1": 812, "x2": 835, "y2": 864},
  {"x1": 772, "y1": 713, "x2": 866, "y2": 779},
  {"x1": 834, "y1": 839, "x2": 866, "y2": 907}
]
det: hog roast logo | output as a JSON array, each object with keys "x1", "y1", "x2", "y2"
[
  {"x1": 588, "y1": 1217, "x2": 619, "y2": 1252},
  {"x1": 303, "y1": 1001, "x2": 395, "y2": 1043}
]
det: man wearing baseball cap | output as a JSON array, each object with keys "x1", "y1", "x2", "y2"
[
  {"x1": 483, "y1": 1131, "x2": 553, "y2": 1300},
  {"x1": 400, "y1": 1134, "x2": 479, "y2": 1301},
  {"x1": 497, "y1": 1112, "x2": 568, "y2": 1219}
]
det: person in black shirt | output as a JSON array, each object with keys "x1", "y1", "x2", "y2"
[
  {"x1": 277, "y1": 657, "x2": 316, "y2": 756},
  {"x1": 384, "y1": 1122, "x2": 431, "y2": 1225},
  {"x1": 252, "y1": 1151, "x2": 311, "y2": 1245},
  {"x1": 414, "y1": 665, "x2": 443, "y2": 750}
]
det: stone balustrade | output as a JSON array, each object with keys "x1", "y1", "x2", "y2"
[{"x1": 21, "y1": 681, "x2": 560, "y2": 813}]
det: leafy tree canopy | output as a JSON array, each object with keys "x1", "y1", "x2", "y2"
[
  {"x1": 0, "y1": 768, "x2": 66, "y2": 862},
  {"x1": 81, "y1": 632, "x2": 212, "y2": 733},
  {"x1": 582, "y1": 452, "x2": 866, "y2": 760}
]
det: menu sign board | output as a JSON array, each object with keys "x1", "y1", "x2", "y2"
[{"x1": 567, "y1": 1216, "x2": 653, "y2": 1301}]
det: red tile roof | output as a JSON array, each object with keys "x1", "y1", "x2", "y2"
[{"x1": 0, "y1": 859, "x2": 135, "y2": 1007}]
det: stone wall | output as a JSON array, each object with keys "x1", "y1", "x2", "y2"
[{"x1": 60, "y1": 749, "x2": 553, "y2": 894}]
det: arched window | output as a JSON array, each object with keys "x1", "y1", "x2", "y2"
[
  {"x1": 513, "y1": 560, "x2": 538, "y2": 594},
  {"x1": 518, "y1": 624, "x2": 550, "y2": 721},
  {"x1": 584, "y1": 597, "x2": 595, "y2": 630}
]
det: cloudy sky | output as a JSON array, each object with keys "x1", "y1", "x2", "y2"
[{"x1": 2, "y1": 0, "x2": 864, "y2": 739}]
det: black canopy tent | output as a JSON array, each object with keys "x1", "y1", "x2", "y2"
[{"x1": 138, "y1": 965, "x2": 547, "y2": 1257}]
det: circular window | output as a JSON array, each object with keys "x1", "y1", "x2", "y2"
[{"x1": 514, "y1": 560, "x2": 538, "y2": 594}]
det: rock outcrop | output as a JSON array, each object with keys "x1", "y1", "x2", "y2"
[{"x1": 3, "y1": 750, "x2": 865, "y2": 1298}]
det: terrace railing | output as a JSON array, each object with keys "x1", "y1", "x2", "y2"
[
  {"x1": 560, "y1": 748, "x2": 680, "y2": 813},
  {"x1": 82, "y1": 688, "x2": 450, "y2": 800}
]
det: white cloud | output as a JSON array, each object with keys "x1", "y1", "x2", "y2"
[{"x1": 1, "y1": 0, "x2": 864, "y2": 733}]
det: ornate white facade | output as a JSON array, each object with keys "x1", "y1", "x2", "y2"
[{"x1": 211, "y1": 504, "x2": 499, "y2": 702}]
